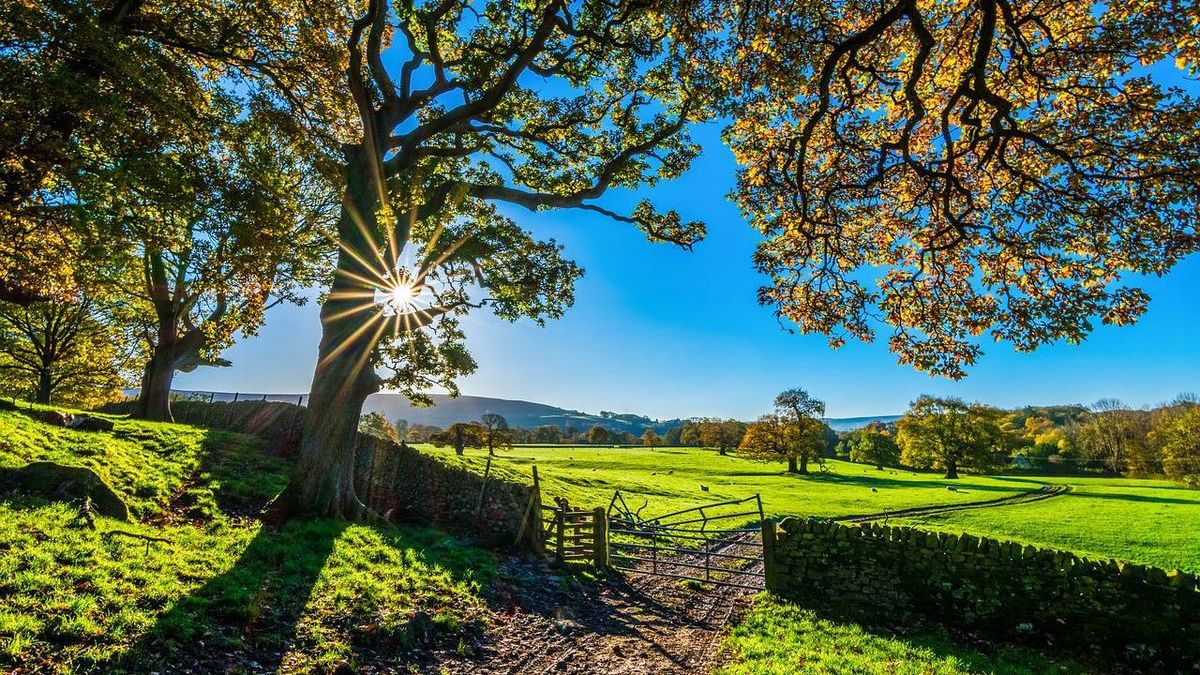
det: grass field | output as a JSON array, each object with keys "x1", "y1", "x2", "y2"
[
  {"x1": 421, "y1": 444, "x2": 1200, "y2": 573},
  {"x1": 0, "y1": 405, "x2": 494, "y2": 673},
  {"x1": 897, "y1": 476, "x2": 1200, "y2": 573},
  {"x1": 3, "y1": 407, "x2": 1194, "y2": 673},
  {"x1": 718, "y1": 596, "x2": 1085, "y2": 675}
]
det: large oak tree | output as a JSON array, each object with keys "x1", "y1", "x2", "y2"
[{"x1": 280, "y1": 0, "x2": 716, "y2": 518}]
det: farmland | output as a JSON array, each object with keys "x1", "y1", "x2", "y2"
[{"x1": 421, "y1": 443, "x2": 1200, "y2": 573}]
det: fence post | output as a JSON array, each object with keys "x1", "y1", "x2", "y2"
[
  {"x1": 289, "y1": 395, "x2": 304, "y2": 436},
  {"x1": 475, "y1": 456, "x2": 492, "y2": 523},
  {"x1": 761, "y1": 519, "x2": 777, "y2": 593},
  {"x1": 593, "y1": 506, "x2": 608, "y2": 569},
  {"x1": 226, "y1": 392, "x2": 239, "y2": 426},
  {"x1": 555, "y1": 509, "x2": 565, "y2": 563}
]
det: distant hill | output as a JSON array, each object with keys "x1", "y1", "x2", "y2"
[
  {"x1": 361, "y1": 393, "x2": 690, "y2": 435},
  {"x1": 821, "y1": 415, "x2": 903, "y2": 432},
  {"x1": 158, "y1": 389, "x2": 899, "y2": 434}
]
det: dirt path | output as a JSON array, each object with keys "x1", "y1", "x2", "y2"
[
  {"x1": 440, "y1": 536, "x2": 764, "y2": 674},
  {"x1": 834, "y1": 483, "x2": 1069, "y2": 524}
]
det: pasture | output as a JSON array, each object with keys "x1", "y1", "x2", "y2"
[{"x1": 422, "y1": 444, "x2": 1200, "y2": 573}]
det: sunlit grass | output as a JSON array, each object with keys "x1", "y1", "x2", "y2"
[
  {"x1": 718, "y1": 595, "x2": 1085, "y2": 675},
  {"x1": 418, "y1": 443, "x2": 1200, "y2": 572},
  {"x1": 0, "y1": 405, "x2": 494, "y2": 673},
  {"x1": 897, "y1": 477, "x2": 1200, "y2": 572}
]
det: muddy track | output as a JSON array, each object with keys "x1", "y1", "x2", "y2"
[
  {"x1": 833, "y1": 483, "x2": 1070, "y2": 524},
  {"x1": 441, "y1": 533, "x2": 764, "y2": 674}
]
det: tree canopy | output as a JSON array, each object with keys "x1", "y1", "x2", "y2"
[
  {"x1": 896, "y1": 396, "x2": 1003, "y2": 478},
  {"x1": 726, "y1": 0, "x2": 1200, "y2": 378}
]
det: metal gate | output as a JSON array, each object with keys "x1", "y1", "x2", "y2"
[{"x1": 606, "y1": 491, "x2": 767, "y2": 590}]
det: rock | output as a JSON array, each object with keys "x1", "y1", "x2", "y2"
[
  {"x1": 0, "y1": 461, "x2": 130, "y2": 521},
  {"x1": 406, "y1": 610, "x2": 436, "y2": 646},
  {"x1": 67, "y1": 415, "x2": 115, "y2": 432},
  {"x1": 36, "y1": 410, "x2": 73, "y2": 426}
]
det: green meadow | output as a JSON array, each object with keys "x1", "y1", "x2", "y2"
[
  {"x1": 0, "y1": 406, "x2": 493, "y2": 673},
  {"x1": 421, "y1": 443, "x2": 1200, "y2": 573}
]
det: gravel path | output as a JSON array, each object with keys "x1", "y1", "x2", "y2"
[{"x1": 438, "y1": 534, "x2": 765, "y2": 674}]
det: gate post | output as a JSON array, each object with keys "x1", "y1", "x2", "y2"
[
  {"x1": 555, "y1": 509, "x2": 565, "y2": 563},
  {"x1": 593, "y1": 507, "x2": 608, "y2": 569},
  {"x1": 761, "y1": 519, "x2": 778, "y2": 593}
]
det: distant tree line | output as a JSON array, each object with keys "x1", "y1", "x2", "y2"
[{"x1": 828, "y1": 395, "x2": 1200, "y2": 486}]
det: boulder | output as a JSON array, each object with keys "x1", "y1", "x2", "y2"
[
  {"x1": 67, "y1": 415, "x2": 115, "y2": 432},
  {"x1": 0, "y1": 461, "x2": 130, "y2": 521}
]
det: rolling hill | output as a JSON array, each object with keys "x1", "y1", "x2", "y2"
[{"x1": 158, "y1": 390, "x2": 899, "y2": 434}]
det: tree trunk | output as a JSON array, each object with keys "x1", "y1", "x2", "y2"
[
  {"x1": 455, "y1": 445, "x2": 465, "y2": 456},
  {"x1": 787, "y1": 456, "x2": 798, "y2": 473},
  {"x1": 133, "y1": 339, "x2": 176, "y2": 422},
  {"x1": 35, "y1": 367, "x2": 52, "y2": 404},
  {"x1": 799, "y1": 455, "x2": 810, "y2": 474},
  {"x1": 944, "y1": 460, "x2": 959, "y2": 479},
  {"x1": 277, "y1": 146, "x2": 386, "y2": 520}
]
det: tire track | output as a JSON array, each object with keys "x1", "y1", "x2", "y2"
[{"x1": 833, "y1": 483, "x2": 1069, "y2": 524}]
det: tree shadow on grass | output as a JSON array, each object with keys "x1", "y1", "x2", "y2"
[
  {"x1": 104, "y1": 517, "x2": 497, "y2": 674},
  {"x1": 109, "y1": 519, "x2": 347, "y2": 674}
]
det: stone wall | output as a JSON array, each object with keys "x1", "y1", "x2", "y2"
[
  {"x1": 101, "y1": 399, "x2": 304, "y2": 454},
  {"x1": 354, "y1": 435, "x2": 537, "y2": 548},
  {"x1": 764, "y1": 517, "x2": 1200, "y2": 669}
]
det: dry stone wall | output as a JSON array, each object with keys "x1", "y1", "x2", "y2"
[{"x1": 765, "y1": 516, "x2": 1200, "y2": 669}]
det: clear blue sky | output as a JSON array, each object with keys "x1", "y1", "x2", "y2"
[{"x1": 176, "y1": 121, "x2": 1200, "y2": 420}]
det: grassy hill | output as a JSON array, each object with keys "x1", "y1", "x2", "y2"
[
  {"x1": 0, "y1": 405, "x2": 493, "y2": 673},
  {"x1": 420, "y1": 443, "x2": 1200, "y2": 573}
]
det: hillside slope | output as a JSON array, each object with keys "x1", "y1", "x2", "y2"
[{"x1": 0, "y1": 404, "x2": 493, "y2": 673}]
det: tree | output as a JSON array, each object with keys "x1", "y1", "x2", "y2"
[
  {"x1": 407, "y1": 424, "x2": 441, "y2": 443},
  {"x1": 1150, "y1": 405, "x2": 1200, "y2": 483},
  {"x1": 392, "y1": 418, "x2": 410, "y2": 442},
  {"x1": 480, "y1": 413, "x2": 513, "y2": 456},
  {"x1": 641, "y1": 429, "x2": 663, "y2": 449},
  {"x1": 529, "y1": 425, "x2": 564, "y2": 444},
  {"x1": 896, "y1": 397, "x2": 1004, "y2": 479},
  {"x1": 738, "y1": 413, "x2": 810, "y2": 473},
  {"x1": 586, "y1": 425, "x2": 611, "y2": 446},
  {"x1": 1075, "y1": 399, "x2": 1152, "y2": 474},
  {"x1": 773, "y1": 388, "x2": 826, "y2": 474},
  {"x1": 279, "y1": 1, "x2": 718, "y2": 519},
  {"x1": 430, "y1": 422, "x2": 486, "y2": 456},
  {"x1": 0, "y1": 299, "x2": 132, "y2": 406},
  {"x1": 359, "y1": 412, "x2": 399, "y2": 442},
  {"x1": 845, "y1": 431, "x2": 901, "y2": 470},
  {"x1": 0, "y1": 0, "x2": 346, "y2": 305},
  {"x1": 678, "y1": 422, "x2": 704, "y2": 447},
  {"x1": 90, "y1": 104, "x2": 336, "y2": 422},
  {"x1": 698, "y1": 418, "x2": 747, "y2": 455},
  {"x1": 726, "y1": 0, "x2": 1200, "y2": 378}
]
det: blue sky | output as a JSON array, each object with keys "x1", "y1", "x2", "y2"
[{"x1": 176, "y1": 120, "x2": 1200, "y2": 420}]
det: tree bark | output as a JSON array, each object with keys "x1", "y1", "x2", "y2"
[
  {"x1": 35, "y1": 367, "x2": 52, "y2": 404},
  {"x1": 944, "y1": 459, "x2": 959, "y2": 479},
  {"x1": 278, "y1": 147, "x2": 385, "y2": 520},
  {"x1": 787, "y1": 456, "x2": 798, "y2": 473},
  {"x1": 799, "y1": 455, "x2": 810, "y2": 474},
  {"x1": 134, "y1": 341, "x2": 176, "y2": 421}
]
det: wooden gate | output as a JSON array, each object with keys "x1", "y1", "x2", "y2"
[
  {"x1": 606, "y1": 492, "x2": 768, "y2": 590},
  {"x1": 541, "y1": 499, "x2": 608, "y2": 566}
]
